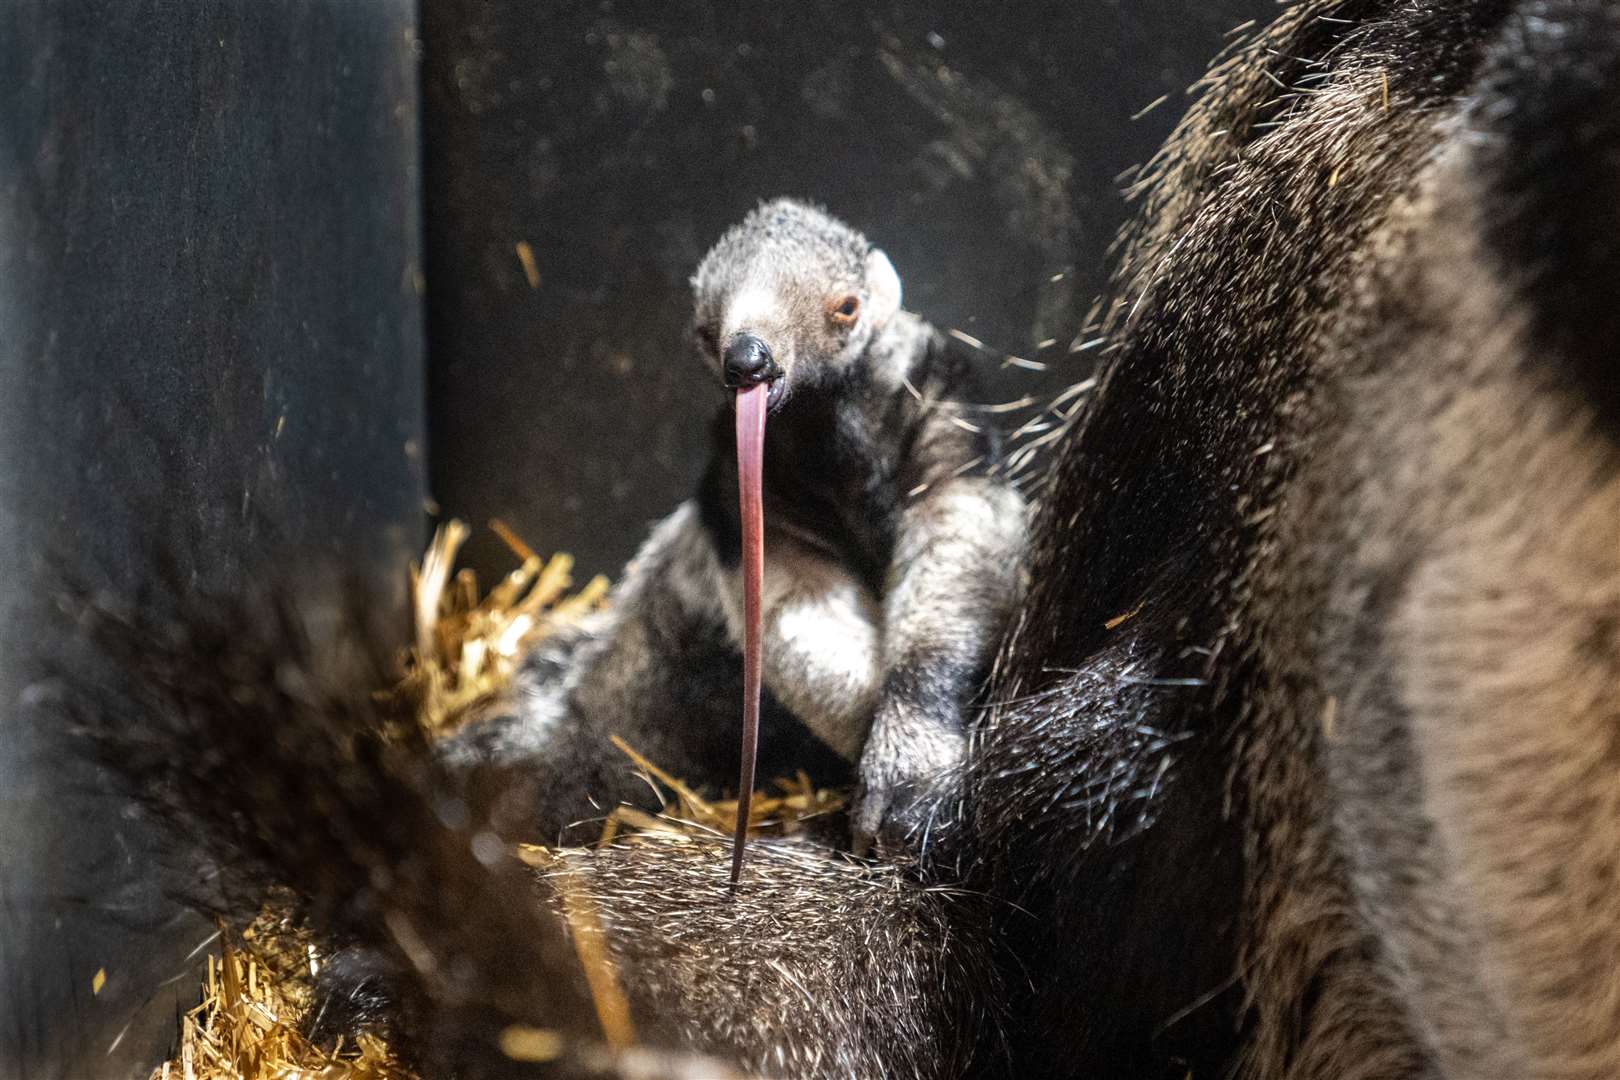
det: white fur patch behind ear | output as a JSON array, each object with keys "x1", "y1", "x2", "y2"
[{"x1": 866, "y1": 248, "x2": 902, "y2": 328}]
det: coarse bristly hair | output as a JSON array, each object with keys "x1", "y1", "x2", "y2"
[
  {"x1": 973, "y1": 0, "x2": 1620, "y2": 1077},
  {"x1": 548, "y1": 836, "x2": 1003, "y2": 1080},
  {"x1": 50, "y1": 565, "x2": 1003, "y2": 1079},
  {"x1": 47, "y1": 568, "x2": 743, "y2": 1080}
]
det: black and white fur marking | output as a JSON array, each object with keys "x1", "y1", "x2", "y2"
[{"x1": 447, "y1": 198, "x2": 1027, "y2": 851}]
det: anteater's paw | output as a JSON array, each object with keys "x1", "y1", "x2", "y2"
[{"x1": 850, "y1": 706, "x2": 966, "y2": 857}]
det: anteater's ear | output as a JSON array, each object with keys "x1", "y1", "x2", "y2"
[{"x1": 865, "y1": 248, "x2": 902, "y2": 329}]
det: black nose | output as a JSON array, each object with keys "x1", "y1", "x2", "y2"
[{"x1": 722, "y1": 333, "x2": 775, "y2": 387}]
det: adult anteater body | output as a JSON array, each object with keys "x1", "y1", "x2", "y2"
[{"x1": 974, "y1": 2, "x2": 1620, "y2": 1076}]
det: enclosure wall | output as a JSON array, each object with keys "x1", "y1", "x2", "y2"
[{"x1": 0, "y1": 5, "x2": 425, "y2": 1077}]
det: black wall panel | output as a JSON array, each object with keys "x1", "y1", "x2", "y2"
[{"x1": 0, "y1": 5, "x2": 424, "y2": 1077}]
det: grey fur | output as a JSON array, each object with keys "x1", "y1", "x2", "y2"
[
  {"x1": 690, "y1": 198, "x2": 901, "y2": 396},
  {"x1": 540, "y1": 835, "x2": 1002, "y2": 1079},
  {"x1": 972, "y1": 1, "x2": 1620, "y2": 1076},
  {"x1": 447, "y1": 197, "x2": 1027, "y2": 850}
]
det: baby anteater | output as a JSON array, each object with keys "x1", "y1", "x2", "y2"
[{"x1": 448, "y1": 198, "x2": 1026, "y2": 854}]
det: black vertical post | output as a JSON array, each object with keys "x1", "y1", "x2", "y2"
[{"x1": 0, "y1": 4, "x2": 424, "y2": 1077}]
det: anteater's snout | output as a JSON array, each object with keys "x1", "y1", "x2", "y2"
[{"x1": 722, "y1": 333, "x2": 779, "y2": 388}]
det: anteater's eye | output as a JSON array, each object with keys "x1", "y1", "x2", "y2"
[
  {"x1": 829, "y1": 294, "x2": 860, "y2": 326},
  {"x1": 695, "y1": 324, "x2": 720, "y2": 353}
]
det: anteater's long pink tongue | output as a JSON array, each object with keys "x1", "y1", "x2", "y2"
[{"x1": 729, "y1": 383, "x2": 767, "y2": 891}]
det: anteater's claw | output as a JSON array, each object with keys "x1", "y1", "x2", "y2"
[{"x1": 851, "y1": 708, "x2": 966, "y2": 856}]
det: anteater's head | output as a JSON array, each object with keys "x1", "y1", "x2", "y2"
[{"x1": 690, "y1": 198, "x2": 904, "y2": 411}]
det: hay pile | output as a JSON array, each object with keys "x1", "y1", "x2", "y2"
[
  {"x1": 146, "y1": 520, "x2": 844, "y2": 1080},
  {"x1": 595, "y1": 736, "x2": 843, "y2": 846},
  {"x1": 395, "y1": 519, "x2": 610, "y2": 735},
  {"x1": 151, "y1": 912, "x2": 408, "y2": 1080}
]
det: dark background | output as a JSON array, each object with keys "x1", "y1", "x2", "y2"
[
  {"x1": 0, "y1": 4, "x2": 423, "y2": 1078},
  {"x1": 0, "y1": 1, "x2": 1269, "y2": 1077}
]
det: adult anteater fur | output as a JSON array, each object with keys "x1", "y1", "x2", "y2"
[
  {"x1": 972, "y1": 1, "x2": 1620, "y2": 1076},
  {"x1": 61, "y1": 577, "x2": 999, "y2": 1079},
  {"x1": 53, "y1": 1, "x2": 1620, "y2": 1078}
]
